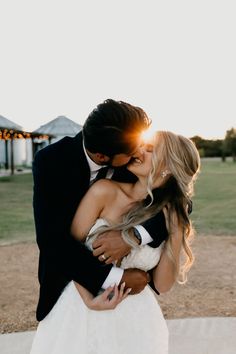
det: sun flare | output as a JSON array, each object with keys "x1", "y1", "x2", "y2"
[{"x1": 141, "y1": 125, "x2": 156, "y2": 143}]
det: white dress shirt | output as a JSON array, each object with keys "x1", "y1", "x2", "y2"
[{"x1": 83, "y1": 143, "x2": 153, "y2": 288}]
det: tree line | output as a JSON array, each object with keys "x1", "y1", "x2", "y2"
[{"x1": 191, "y1": 128, "x2": 236, "y2": 162}]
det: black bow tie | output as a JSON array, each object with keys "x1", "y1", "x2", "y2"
[{"x1": 95, "y1": 166, "x2": 109, "y2": 180}]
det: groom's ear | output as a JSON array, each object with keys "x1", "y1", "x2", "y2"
[{"x1": 95, "y1": 153, "x2": 110, "y2": 163}]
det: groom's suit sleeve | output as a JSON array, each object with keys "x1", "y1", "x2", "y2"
[
  {"x1": 33, "y1": 142, "x2": 112, "y2": 296},
  {"x1": 140, "y1": 211, "x2": 168, "y2": 247},
  {"x1": 139, "y1": 199, "x2": 193, "y2": 247}
]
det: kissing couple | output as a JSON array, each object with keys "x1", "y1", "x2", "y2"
[{"x1": 30, "y1": 99, "x2": 200, "y2": 354}]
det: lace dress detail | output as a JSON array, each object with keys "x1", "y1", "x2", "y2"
[
  {"x1": 30, "y1": 219, "x2": 168, "y2": 354},
  {"x1": 86, "y1": 218, "x2": 165, "y2": 271}
]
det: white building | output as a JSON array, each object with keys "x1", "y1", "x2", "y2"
[
  {"x1": 0, "y1": 115, "x2": 82, "y2": 171},
  {"x1": 0, "y1": 115, "x2": 27, "y2": 169}
]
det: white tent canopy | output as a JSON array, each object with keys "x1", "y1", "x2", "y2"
[
  {"x1": 33, "y1": 116, "x2": 82, "y2": 137},
  {"x1": 0, "y1": 115, "x2": 53, "y2": 174},
  {"x1": 0, "y1": 115, "x2": 23, "y2": 130}
]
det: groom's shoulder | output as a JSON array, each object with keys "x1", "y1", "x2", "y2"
[
  {"x1": 40, "y1": 136, "x2": 74, "y2": 154},
  {"x1": 35, "y1": 135, "x2": 80, "y2": 163}
]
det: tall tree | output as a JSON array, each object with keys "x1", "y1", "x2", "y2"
[
  {"x1": 224, "y1": 128, "x2": 236, "y2": 162},
  {"x1": 191, "y1": 136, "x2": 223, "y2": 158}
]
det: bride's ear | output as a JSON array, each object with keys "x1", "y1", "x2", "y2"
[{"x1": 153, "y1": 166, "x2": 171, "y2": 189}]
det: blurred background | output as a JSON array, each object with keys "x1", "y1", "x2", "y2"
[{"x1": 0, "y1": 0, "x2": 235, "y2": 335}]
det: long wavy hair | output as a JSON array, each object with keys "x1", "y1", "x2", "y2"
[{"x1": 90, "y1": 131, "x2": 201, "y2": 283}]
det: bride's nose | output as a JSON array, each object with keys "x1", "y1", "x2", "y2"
[{"x1": 134, "y1": 146, "x2": 145, "y2": 159}]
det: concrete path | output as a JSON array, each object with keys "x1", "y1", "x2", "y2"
[{"x1": 1, "y1": 317, "x2": 236, "y2": 354}]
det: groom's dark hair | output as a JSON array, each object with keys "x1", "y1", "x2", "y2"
[{"x1": 83, "y1": 99, "x2": 151, "y2": 156}]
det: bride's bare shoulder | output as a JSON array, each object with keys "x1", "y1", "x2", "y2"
[{"x1": 89, "y1": 179, "x2": 120, "y2": 198}]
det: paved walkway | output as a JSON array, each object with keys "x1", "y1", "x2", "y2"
[{"x1": 0, "y1": 317, "x2": 236, "y2": 354}]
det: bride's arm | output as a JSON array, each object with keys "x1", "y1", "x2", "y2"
[
  {"x1": 71, "y1": 180, "x2": 132, "y2": 309},
  {"x1": 152, "y1": 208, "x2": 183, "y2": 293},
  {"x1": 71, "y1": 179, "x2": 148, "y2": 298}
]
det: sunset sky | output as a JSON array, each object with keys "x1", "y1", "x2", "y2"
[{"x1": 0, "y1": 0, "x2": 235, "y2": 139}]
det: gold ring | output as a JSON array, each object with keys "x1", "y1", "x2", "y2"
[{"x1": 101, "y1": 254, "x2": 106, "y2": 261}]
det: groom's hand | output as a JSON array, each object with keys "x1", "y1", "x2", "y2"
[
  {"x1": 121, "y1": 268, "x2": 150, "y2": 294},
  {"x1": 92, "y1": 230, "x2": 131, "y2": 264}
]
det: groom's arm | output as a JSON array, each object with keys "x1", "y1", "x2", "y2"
[
  {"x1": 134, "y1": 211, "x2": 168, "y2": 248},
  {"x1": 135, "y1": 200, "x2": 193, "y2": 247}
]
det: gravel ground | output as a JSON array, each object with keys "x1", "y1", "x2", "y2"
[{"x1": 1, "y1": 235, "x2": 236, "y2": 333}]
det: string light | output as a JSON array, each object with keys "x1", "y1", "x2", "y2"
[{"x1": 0, "y1": 128, "x2": 53, "y2": 140}]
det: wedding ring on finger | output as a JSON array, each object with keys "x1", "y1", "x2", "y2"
[{"x1": 101, "y1": 254, "x2": 107, "y2": 261}]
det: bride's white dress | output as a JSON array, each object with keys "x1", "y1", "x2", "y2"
[{"x1": 30, "y1": 219, "x2": 169, "y2": 354}]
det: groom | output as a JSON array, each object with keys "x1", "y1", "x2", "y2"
[{"x1": 33, "y1": 99, "x2": 168, "y2": 321}]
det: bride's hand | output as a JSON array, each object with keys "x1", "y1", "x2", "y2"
[
  {"x1": 89, "y1": 283, "x2": 131, "y2": 310},
  {"x1": 74, "y1": 282, "x2": 131, "y2": 311}
]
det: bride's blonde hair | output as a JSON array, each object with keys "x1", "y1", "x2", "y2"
[
  {"x1": 147, "y1": 131, "x2": 200, "y2": 282},
  {"x1": 90, "y1": 131, "x2": 200, "y2": 283}
]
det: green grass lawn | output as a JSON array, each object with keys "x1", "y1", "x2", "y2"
[
  {"x1": 0, "y1": 159, "x2": 236, "y2": 245},
  {"x1": 192, "y1": 159, "x2": 236, "y2": 235},
  {"x1": 0, "y1": 173, "x2": 35, "y2": 244}
]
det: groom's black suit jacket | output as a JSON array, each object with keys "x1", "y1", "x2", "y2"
[{"x1": 33, "y1": 132, "x2": 168, "y2": 321}]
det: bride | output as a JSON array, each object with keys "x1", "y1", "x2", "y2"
[{"x1": 30, "y1": 131, "x2": 200, "y2": 354}]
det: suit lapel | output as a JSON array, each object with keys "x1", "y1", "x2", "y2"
[{"x1": 72, "y1": 132, "x2": 90, "y2": 191}]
